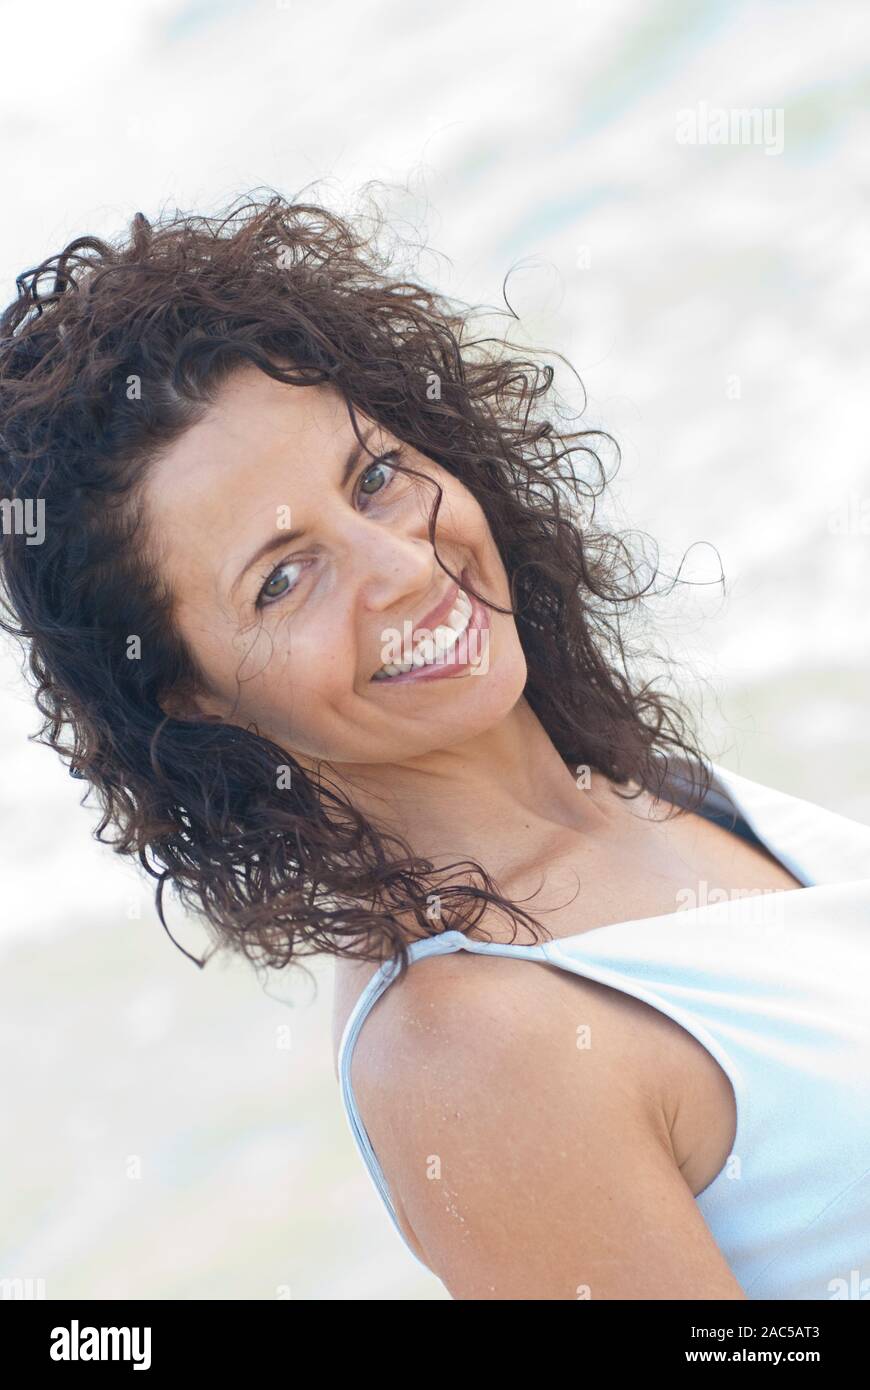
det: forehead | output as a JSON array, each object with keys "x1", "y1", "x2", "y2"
[
  {"x1": 147, "y1": 367, "x2": 357, "y2": 509},
  {"x1": 142, "y1": 367, "x2": 371, "y2": 601}
]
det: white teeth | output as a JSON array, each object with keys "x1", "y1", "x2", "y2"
[
  {"x1": 413, "y1": 637, "x2": 435, "y2": 666},
  {"x1": 373, "y1": 584, "x2": 474, "y2": 680},
  {"x1": 433, "y1": 624, "x2": 458, "y2": 651}
]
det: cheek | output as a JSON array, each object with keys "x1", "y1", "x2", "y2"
[
  {"x1": 438, "y1": 476, "x2": 485, "y2": 529},
  {"x1": 245, "y1": 622, "x2": 350, "y2": 716},
  {"x1": 453, "y1": 489, "x2": 502, "y2": 569}
]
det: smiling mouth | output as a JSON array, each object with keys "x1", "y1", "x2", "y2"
[{"x1": 370, "y1": 567, "x2": 488, "y2": 684}]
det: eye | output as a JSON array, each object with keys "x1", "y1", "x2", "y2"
[
  {"x1": 255, "y1": 449, "x2": 404, "y2": 609},
  {"x1": 256, "y1": 556, "x2": 306, "y2": 608},
  {"x1": 356, "y1": 449, "x2": 402, "y2": 505}
]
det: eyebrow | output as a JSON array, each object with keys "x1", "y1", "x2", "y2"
[{"x1": 228, "y1": 426, "x2": 379, "y2": 600}]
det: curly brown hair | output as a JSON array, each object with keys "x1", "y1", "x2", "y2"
[{"x1": 0, "y1": 186, "x2": 713, "y2": 987}]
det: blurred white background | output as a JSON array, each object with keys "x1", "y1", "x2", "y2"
[{"x1": 0, "y1": 0, "x2": 867, "y2": 1299}]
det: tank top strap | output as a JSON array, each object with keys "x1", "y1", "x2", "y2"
[{"x1": 337, "y1": 929, "x2": 551, "y2": 1262}]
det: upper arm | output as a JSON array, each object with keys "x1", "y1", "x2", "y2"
[{"x1": 354, "y1": 956, "x2": 747, "y2": 1300}]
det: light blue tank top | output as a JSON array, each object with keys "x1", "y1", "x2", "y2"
[{"x1": 337, "y1": 757, "x2": 870, "y2": 1299}]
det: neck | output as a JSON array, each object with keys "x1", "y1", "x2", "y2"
[{"x1": 318, "y1": 697, "x2": 639, "y2": 887}]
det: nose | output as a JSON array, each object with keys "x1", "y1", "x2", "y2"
[{"x1": 352, "y1": 529, "x2": 440, "y2": 616}]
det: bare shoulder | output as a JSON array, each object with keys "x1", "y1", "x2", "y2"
[{"x1": 350, "y1": 945, "x2": 747, "y2": 1300}]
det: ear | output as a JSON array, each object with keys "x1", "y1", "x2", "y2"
[{"x1": 157, "y1": 682, "x2": 223, "y2": 724}]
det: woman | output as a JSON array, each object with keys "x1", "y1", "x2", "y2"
[{"x1": 1, "y1": 192, "x2": 867, "y2": 1301}]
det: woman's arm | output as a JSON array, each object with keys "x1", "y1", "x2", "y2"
[{"x1": 353, "y1": 957, "x2": 748, "y2": 1300}]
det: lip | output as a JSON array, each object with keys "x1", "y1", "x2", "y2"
[
  {"x1": 370, "y1": 565, "x2": 490, "y2": 686},
  {"x1": 415, "y1": 575, "x2": 461, "y2": 636}
]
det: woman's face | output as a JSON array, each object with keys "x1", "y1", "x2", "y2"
[{"x1": 144, "y1": 364, "x2": 527, "y2": 767}]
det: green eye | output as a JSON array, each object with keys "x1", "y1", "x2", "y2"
[
  {"x1": 263, "y1": 571, "x2": 289, "y2": 601},
  {"x1": 358, "y1": 451, "x2": 400, "y2": 500},
  {"x1": 257, "y1": 558, "x2": 304, "y2": 608}
]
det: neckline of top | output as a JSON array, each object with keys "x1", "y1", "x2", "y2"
[{"x1": 337, "y1": 753, "x2": 820, "y2": 1071}]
